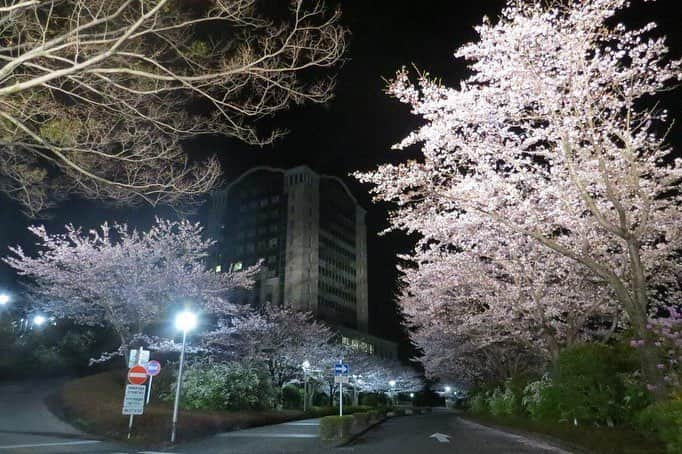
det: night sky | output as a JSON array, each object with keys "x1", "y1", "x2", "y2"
[{"x1": 1, "y1": 1, "x2": 680, "y2": 356}]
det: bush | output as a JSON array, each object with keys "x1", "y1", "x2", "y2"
[
  {"x1": 488, "y1": 387, "x2": 516, "y2": 417},
  {"x1": 636, "y1": 400, "x2": 682, "y2": 454},
  {"x1": 169, "y1": 360, "x2": 276, "y2": 411},
  {"x1": 320, "y1": 415, "x2": 354, "y2": 441},
  {"x1": 532, "y1": 344, "x2": 625, "y2": 425},
  {"x1": 281, "y1": 385, "x2": 303, "y2": 410},
  {"x1": 469, "y1": 392, "x2": 489, "y2": 415}
]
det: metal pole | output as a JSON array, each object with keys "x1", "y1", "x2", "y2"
[
  {"x1": 303, "y1": 372, "x2": 308, "y2": 412},
  {"x1": 339, "y1": 381, "x2": 343, "y2": 416},
  {"x1": 127, "y1": 346, "x2": 143, "y2": 440},
  {"x1": 171, "y1": 329, "x2": 187, "y2": 443},
  {"x1": 127, "y1": 415, "x2": 134, "y2": 439},
  {"x1": 146, "y1": 375, "x2": 153, "y2": 405}
]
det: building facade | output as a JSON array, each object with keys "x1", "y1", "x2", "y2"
[{"x1": 206, "y1": 166, "x2": 369, "y2": 333}]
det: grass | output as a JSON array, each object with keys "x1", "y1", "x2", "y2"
[
  {"x1": 464, "y1": 412, "x2": 666, "y2": 454},
  {"x1": 48, "y1": 370, "x2": 359, "y2": 448}
]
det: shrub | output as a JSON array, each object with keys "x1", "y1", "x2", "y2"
[
  {"x1": 636, "y1": 399, "x2": 682, "y2": 453},
  {"x1": 621, "y1": 373, "x2": 654, "y2": 423},
  {"x1": 281, "y1": 385, "x2": 303, "y2": 410},
  {"x1": 469, "y1": 392, "x2": 489, "y2": 415},
  {"x1": 539, "y1": 344, "x2": 624, "y2": 424},
  {"x1": 487, "y1": 387, "x2": 516, "y2": 417},
  {"x1": 319, "y1": 415, "x2": 354, "y2": 441},
  {"x1": 168, "y1": 360, "x2": 276, "y2": 411}
]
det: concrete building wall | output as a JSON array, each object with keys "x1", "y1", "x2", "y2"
[
  {"x1": 355, "y1": 207, "x2": 369, "y2": 332},
  {"x1": 283, "y1": 166, "x2": 320, "y2": 314}
]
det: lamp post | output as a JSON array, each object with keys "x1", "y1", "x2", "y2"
[
  {"x1": 171, "y1": 310, "x2": 197, "y2": 443},
  {"x1": 389, "y1": 380, "x2": 396, "y2": 406},
  {"x1": 302, "y1": 360, "x2": 310, "y2": 412}
]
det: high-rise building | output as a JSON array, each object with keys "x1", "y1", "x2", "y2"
[{"x1": 206, "y1": 166, "x2": 369, "y2": 333}]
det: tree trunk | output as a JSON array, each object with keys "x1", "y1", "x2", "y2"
[{"x1": 627, "y1": 240, "x2": 665, "y2": 400}]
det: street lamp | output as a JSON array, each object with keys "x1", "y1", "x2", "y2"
[
  {"x1": 302, "y1": 360, "x2": 310, "y2": 412},
  {"x1": 171, "y1": 310, "x2": 197, "y2": 443},
  {"x1": 389, "y1": 380, "x2": 396, "y2": 406},
  {"x1": 33, "y1": 315, "x2": 46, "y2": 327},
  {"x1": 444, "y1": 386, "x2": 451, "y2": 394},
  {"x1": 0, "y1": 293, "x2": 9, "y2": 306}
]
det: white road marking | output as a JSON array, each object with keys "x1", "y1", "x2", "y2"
[
  {"x1": 0, "y1": 440, "x2": 101, "y2": 450},
  {"x1": 282, "y1": 421, "x2": 319, "y2": 426},
  {"x1": 219, "y1": 432, "x2": 318, "y2": 438}
]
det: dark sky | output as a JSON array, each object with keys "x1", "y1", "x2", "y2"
[{"x1": 1, "y1": 0, "x2": 681, "y2": 355}]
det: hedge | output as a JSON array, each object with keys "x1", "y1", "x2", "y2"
[{"x1": 636, "y1": 399, "x2": 682, "y2": 454}]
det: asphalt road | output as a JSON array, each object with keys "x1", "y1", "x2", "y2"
[
  {"x1": 341, "y1": 410, "x2": 572, "y2": 454},
  {"x1": 0, "y1": 379, "x2": 122, "y2": 453},
  {"x1": 0, "y1": 380, "x2": 571, "y2": 454}
]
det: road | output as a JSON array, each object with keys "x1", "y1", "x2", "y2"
[
  {"x1": 341, "y1": 410, "x2": 572, "y2": 454},
  {"x1": 0, "y1": 379, "x2": 122, "y2": 453},
  {"x1": 0, "y1": 380, "x2": 571, "y2": 453}
]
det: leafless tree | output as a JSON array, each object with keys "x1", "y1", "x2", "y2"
[{"x1": 0, "y1": 0, "x2": 347, "y2": 216}]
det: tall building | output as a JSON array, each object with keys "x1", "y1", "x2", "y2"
[{"x1": 206, "y1": 166, "x2": 369, "y2": 333}]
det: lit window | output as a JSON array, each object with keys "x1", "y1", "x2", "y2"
[
  {"x1": 233, "y1": 261, "x2": 243, "y2": 271},
  {"x1": 215, "y1": 265, "x2": 222, "y2": 273}
]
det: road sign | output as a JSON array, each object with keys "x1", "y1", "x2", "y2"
[
  {"x1": 146, "y1": 360, "x2": 161, "y2": 376},
  {"x1": 128, "y1": 348, "x2": 149, "y2": 368},
  {"x1": 122, "y1": 384, "x2": 146, "y2": 415},
  {"x1": 334, "y1": 375, "x2": 350, "y2": 384},
  {"x1": 334, "y1": 363, "x2": 349, "y2": 375},
  {"x1": 128, "y1": 365, "x2": 148, "y2": 385}
]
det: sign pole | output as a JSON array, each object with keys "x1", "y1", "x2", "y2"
[
  {"x1": 339, "y1": 360, "x2": 343, "y2": 416},
  {"x1": 146, "y1": 375, "x2": 153, "y2": 405},
  {"x1": 127, "y1": 347, "x2": 143, "y2": 439}
]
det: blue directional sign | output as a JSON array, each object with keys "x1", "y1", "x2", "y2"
[{"x1": 334, "y1": 363, "x2": 349, "y2": 375}]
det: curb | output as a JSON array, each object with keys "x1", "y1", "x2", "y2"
[{"x1": 333, "y1": 416, "x2": 388, "y2": 448}]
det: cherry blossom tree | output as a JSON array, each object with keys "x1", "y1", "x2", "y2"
[
  {"x1": 398, "y1": 230, "x2": 620, "y2": 385},
  {"x1": 0, "y1": 0, "x2": 347, "y2": 216},
  {"x1": 204, "y1": 303, "x2": 342, "y2": 401},
  {"x1": 3, "y1": 218, "x2": 257, "y2": 363},
  {"x1": 356, "y1": 0, "x2": 681, "y2": 394}
]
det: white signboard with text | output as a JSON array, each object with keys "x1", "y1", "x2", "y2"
[{"x1": 122, "y1": 384, "x2": 146, "y2": 415}]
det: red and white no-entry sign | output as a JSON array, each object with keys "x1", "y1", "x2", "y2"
[{"x1": 128, "y1": 365, "x2": 148, "y2": 385}]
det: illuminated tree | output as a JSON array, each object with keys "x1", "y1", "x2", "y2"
[
  {"x1": 356, "y1": 0, "x2": 681, "y2": 394},
  {"x1": 4, "y1": 218, "x2": 257, "y2": 362}
]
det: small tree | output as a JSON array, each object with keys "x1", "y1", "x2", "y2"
[
  {"x1": 4, "y1": 218, "x2": 256, "y2": 363},
  {"x1": 205, "y1": 303, "x2": 340, "y2": 404}
]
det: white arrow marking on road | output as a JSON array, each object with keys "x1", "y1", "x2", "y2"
[{"x1": 429, "y1": 432, "x2": 451, "y2": 443}]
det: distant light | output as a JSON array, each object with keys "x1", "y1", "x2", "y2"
[
  {"x1": 0, "y1": 293, "x2": 9, "y2": 305},
  {"x1": 302, "y1": 360, "x2": 310, "y2": 369},
  {"x1": 410, "y1": 393, "x2": 415, "y2": 398},
  {"x1": 175, "y1": 311, "x2": 198, "y2": 332},
  {"x1": 33, "y1": 315, "x2": 46, "y2": 326},
  {"x1": 215, "y1": 265, "x2": 222, "y2": 273},
  {"x1": 389, "y1": 380, "x2": 396, "y2": 387},
  {"x1": 444, "y1": 386, "x2": 451, "y2": 393}
]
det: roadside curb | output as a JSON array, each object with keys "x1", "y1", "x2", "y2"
[{"x1": 333, "y1": 416, "x2": 388, "y2": 448}]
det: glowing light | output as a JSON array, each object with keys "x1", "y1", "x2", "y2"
[
  {"x1": 175, "y1": 310, "x2": 197, "y2": 332},
  {"x1": 33, "y1": 315, "x2": 46, "y2": 326},
  {"x1": 0, "y1": 293, "x2": 9, "y2": 305}
]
